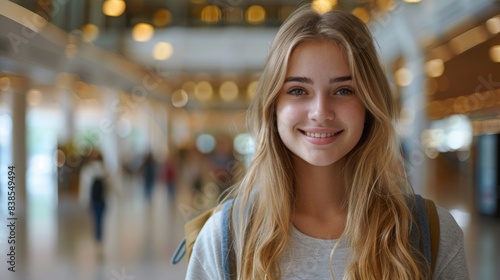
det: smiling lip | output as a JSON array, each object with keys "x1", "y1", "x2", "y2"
[{"x1": 300, "y1": 129, "x2": 343, "y2": 145}]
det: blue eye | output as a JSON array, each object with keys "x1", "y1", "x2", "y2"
[
  {"x1": 336, "y1": 87, "x2": 353, "y2": 95},
  {"x1": 287, "y1": 87, "x2": 306, "y2": 96}
]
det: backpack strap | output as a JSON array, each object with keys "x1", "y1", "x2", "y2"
[
  {"x1": 423, "y1": 198, "x2": 440, "y2": 276},
  {"x1": 171, "y1": 198, "x2": 237, "y2": 276},
  {"x1": 221, "y1": 199, "x2": 236, "y2": 280},
  {"x1": 409, "y1": 195, "x2": 440, "y2": 277},
  {"x1": 414, "y1": 195, "x2": 432, "y2": 263},
  {"x1": 171, "y1": 205, "x2": 222, "y2": 265}
]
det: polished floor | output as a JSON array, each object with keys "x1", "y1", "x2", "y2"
[{"x1": 0, "y1": 165, "x2": 499, "y2": 280}]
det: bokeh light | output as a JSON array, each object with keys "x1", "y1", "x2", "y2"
[
  {"x1": 219, "y1": 81, "x2": 239, "y2": 102},
  {"x1": 171, "y1": 89, "x2": 189, "y2": 108},
  {"x1": 152, "y1": 42, "x2": 173, "y2": 60},
  {"x1": 132, "y1": 23, "x2": 154, "y2": 42},
  {"x1": 196, "y1": 134, "x2": 216, "y2": 154},
  {"x1": 154, "y1": 9, "x2": 172, "y2": 27},
  {"x1": 201, "y1": 5, "x2": 221, "y2": 24},
  {"x1": 102, "y1": 0, "x2": 126, "y2": 17},
  {"x1": 245, "y1": 5, "x2": 266, "y2": 24}
]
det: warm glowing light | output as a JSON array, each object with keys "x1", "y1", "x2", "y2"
[
  {"x1": 102, "y1": 0, "x2": 126, "y2": 17},
  {"x1": 195, "y1": 81, "x2": 213, "y2": 101},
  {"x1": 201, "y1": 5, "x2": 221, "y2": 24},
  {"x1": 486, "y1": 16, "x2": 500, "y2": 34},
  {"x1": 154, "y1": 9, "x2": 172, "y2": 27},
  {"x1": 489, "y1": 45, "x2": 500, "y2": 62},
  {"x1": 449, "y1": 26, "x2": 489, "y2": 55},
  {"x1": 153, "y1": 42, "x2": 173, "y2": 60},
  {"x1": 383, "y1": 0, "x2": 397, "y2": 11},
  {"x1": 403, "y1": 0, "x2": 421, "y2": 3},
  {"x1": 395, "y1": 68, "x2": 413, "y2": 86},
  {"x1": 312, "y1": 0, "x2": 337, "y2": 14},
  {"x1": 219, "y1": 81, "x2": 239, "y2": 102},
  {"x1": 171, "y1": 89, "x2": 189, "y2": 108},
  {"x1": 82, "y1": 23, "x2": 99, "y2": 42},
  {"x1": 132, "y1": 23, "x2": 154, "y2": 42},
  {"x1": 0, "y1": 77, "x2": 11, "y2": 91},
  {"x1": 425, "y1": 59, "x2": 445, "y2": 78},
  {"x1": 27, "y1": 89, "x2": 42, "y2": 106},
  {"x1": 351, "y1": 7, "x2": 370, "y2": 23},
  {"x1": 245, "y1": 5, "x2": 266, "y2": 24}
]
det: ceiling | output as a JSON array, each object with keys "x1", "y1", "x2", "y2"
[
  {"x1": 1, "y1": 0, "x2": 500, "y2": 118},
  {"x1": 423, "y1": 7, "x2": 500, "y2": 121}
]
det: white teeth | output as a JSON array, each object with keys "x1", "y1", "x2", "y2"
[{"x1": 305, "y1": 131, "x2": 336, "y2": 138}]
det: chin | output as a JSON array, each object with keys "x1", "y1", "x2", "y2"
[{"x1": 304, "y1": 157, "x2": 340, "y2": 167}]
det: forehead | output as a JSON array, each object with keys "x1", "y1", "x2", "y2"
[{"x1": 287, "y1": 40, "x2": 350, "y2": 75}]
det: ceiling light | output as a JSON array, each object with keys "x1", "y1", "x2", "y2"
[
  {"x1": 245, "y1": 5, "x2": 266, "y2": 24},
  {"x1": 153, "y1": 42, "x2": 173, "y2": 60},
  {"x1": 486, "y1": 15, "x2": 500, "y2": 34},
  {"x1": 489, "y1": 45, "x2": 500, "y2": 63},
  {"x1": 312, "y1": 0, "x2": 337, "y2": 14},
  {"x1": 171, "y1": 89, "x2": 189, "y2": 108},
  {"x1": 102, "y1": 0, "x2": 126, "y2": 17},
  {"x1": 395, "y1": 68, "x2": 413, "y2": 87},
  {"x1": 195, "y1": 81, "x2": 213, "y2": 101},
  {"x1": 82, "y1": 23, "x2": 99, "y2": 42},
  {"x1": 219, "y1": 81, "x2": 239, "y2": 102},
  {"x1": 201, "y1": 5, "x2": 221, "y2": 24},
  {"x1": 154, "y1": 9, "x2": 172, "y2": 27},
  {"x1": 132, "y1": 23, "x2": 154, "y2": 42},
  {"x1": 425, "y1": 59, "x2": 445, "y2": 78}
]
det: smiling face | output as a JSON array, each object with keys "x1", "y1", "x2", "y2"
[{"x1": 275, "y1": 40, "x2": 366, "y2": 168}]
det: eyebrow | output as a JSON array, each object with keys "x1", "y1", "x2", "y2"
[{"x1": 284, "y1": 76, "x2": 352, "y2": 84}]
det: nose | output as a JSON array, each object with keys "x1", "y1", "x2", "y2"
[{"x1": 308, "y1": 94, "x2": 334, "y2": 123}]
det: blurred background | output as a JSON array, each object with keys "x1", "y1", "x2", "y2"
[{"x1": 0, "y1": 0, "x2": 499, "y2": 279}]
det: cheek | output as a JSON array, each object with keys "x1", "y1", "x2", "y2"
[
  {"x1": 352, "y1": 105, "x2": 367, "y2": 133},
  {"x1": 276, "y1": 103, "x2": 299, "y2": 127},
  {"x1": 275, "y1": 103, "x2": 300, "y2": 145},
  {"x1": 276, "y1": 107, "x2": 290, "y2": 139},
  {"x1": 340, "y1": 102, "x2": 366, "y2": 131}
]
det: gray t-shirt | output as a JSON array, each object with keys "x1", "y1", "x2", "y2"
[{"x1": 185, "y1": 206, "x2": 469, "y2": 279}]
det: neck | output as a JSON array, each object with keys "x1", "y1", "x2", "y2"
[
  {"x1": 293, "y1": 157, "x2": 346, "y2": 217},
  {"x1": 291, "y1": 157, "x2": 347, "y2": 239}
]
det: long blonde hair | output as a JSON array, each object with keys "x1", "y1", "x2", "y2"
[{"x1": 224, "y1": 5, "x2": 427, "y2": 280}]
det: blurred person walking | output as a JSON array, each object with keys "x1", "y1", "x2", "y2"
[
  {"x1": 142, "y1": 152, "x2": 156, "y2": 203},
  {"x1": 163, "y1": 152, "x2": 178, "y2": 204},
  {"x1": 79, "y1": 150, "x2": 110, "y2": 251}
]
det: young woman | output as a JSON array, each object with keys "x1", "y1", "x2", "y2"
[{"x1": 186, "y1": 5, "x2": 468, "y2": 280}]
